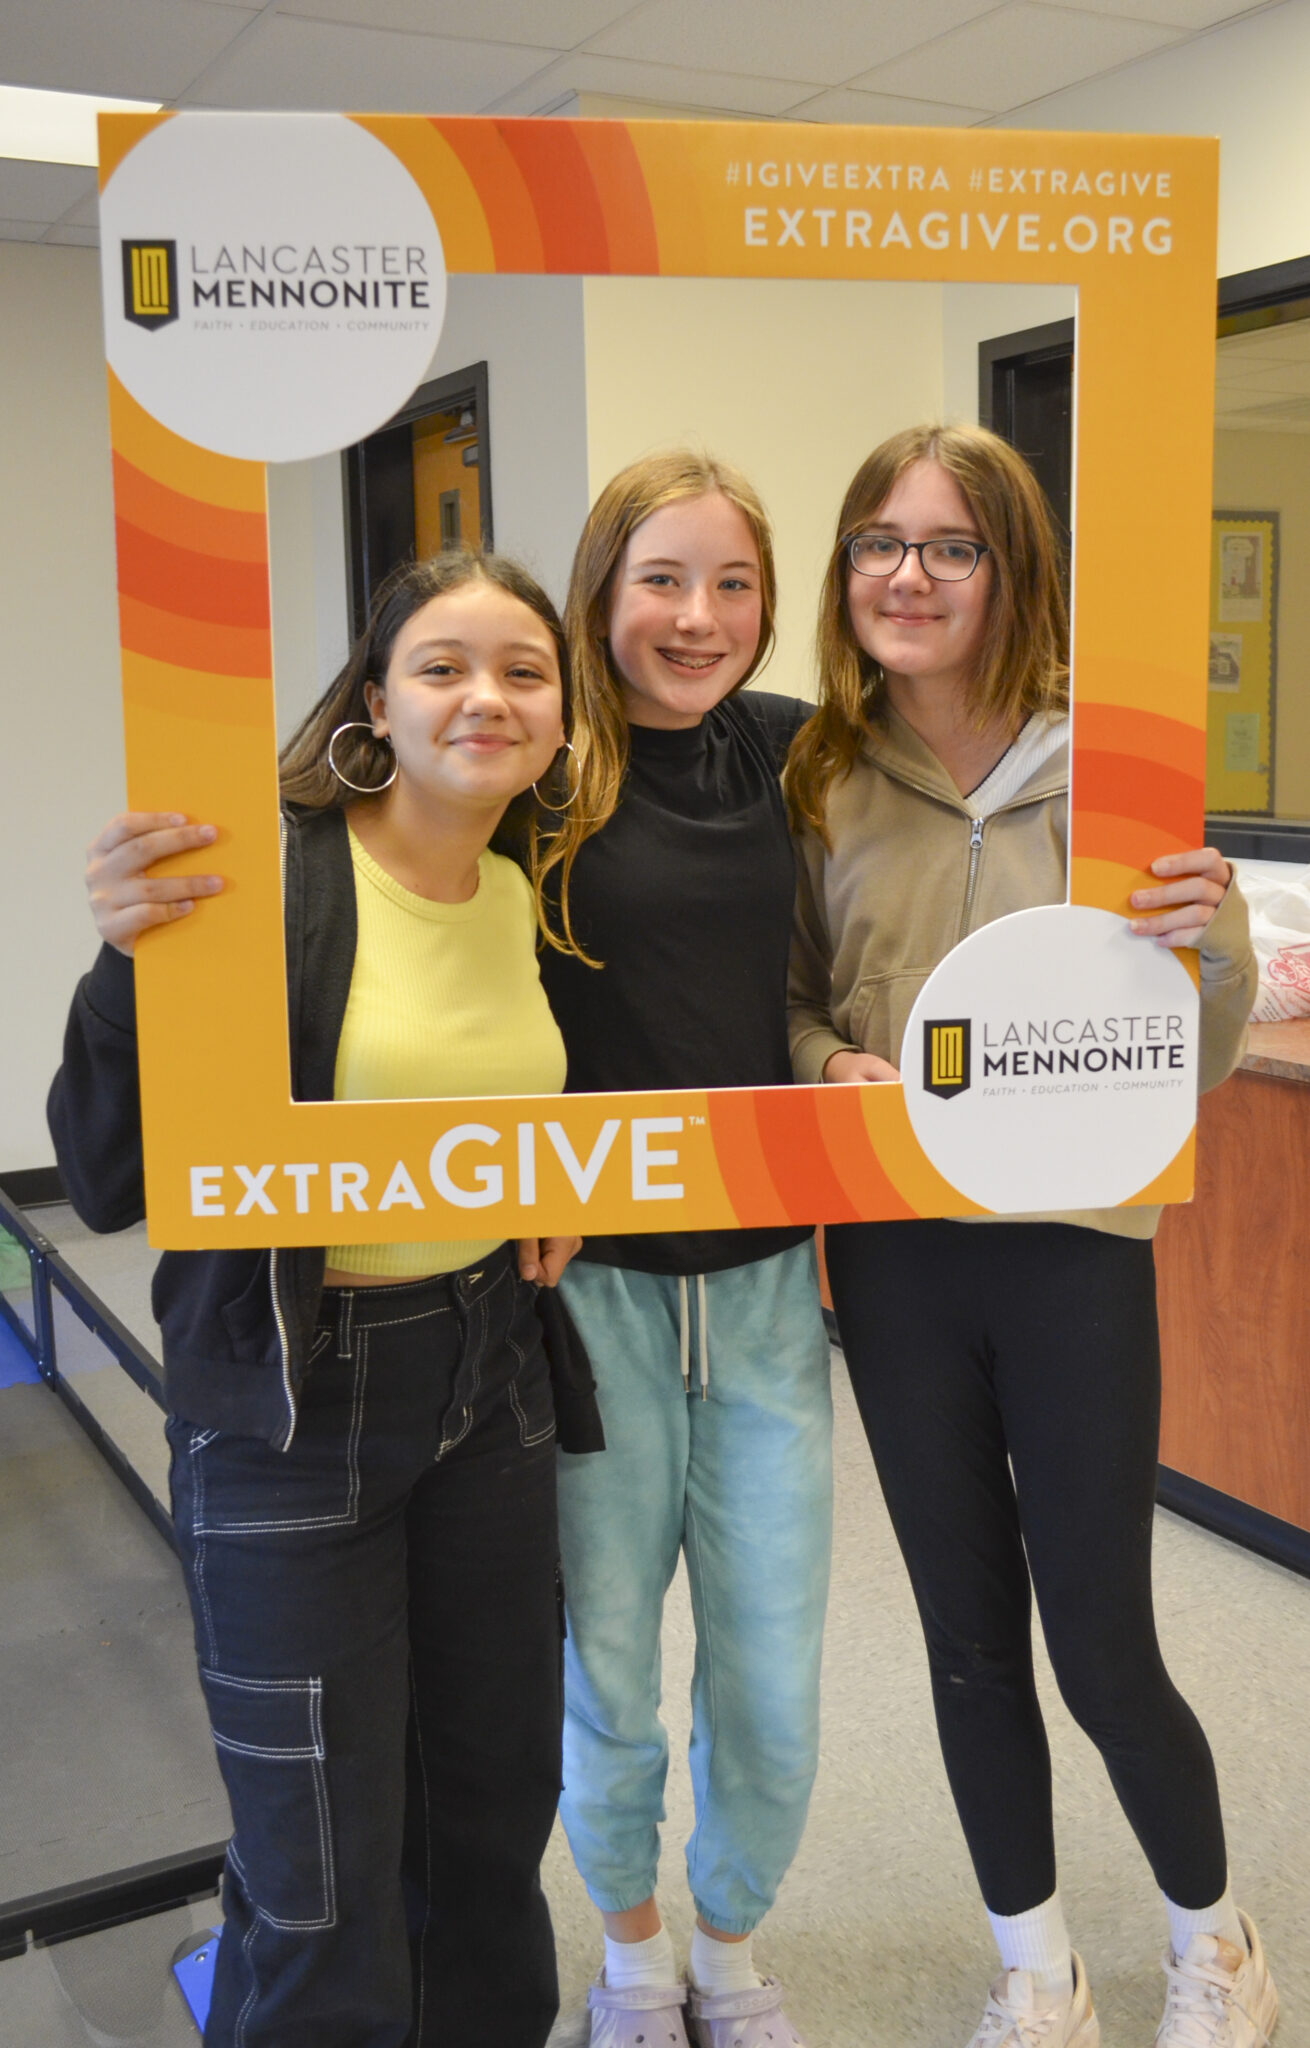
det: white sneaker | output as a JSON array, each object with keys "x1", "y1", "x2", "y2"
[
  {"x1": 967, "y1": 1954, "x2": 1100, "y2": 2047},
  {"x1": 1155, "y1": 1909, "x2": 1278, "y2": 2046}
]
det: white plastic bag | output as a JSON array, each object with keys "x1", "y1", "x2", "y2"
[{"x1": 1233, "y1": 858, "x2": 1310, "y2": 1022}]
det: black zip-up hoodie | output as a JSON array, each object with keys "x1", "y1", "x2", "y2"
[{"x1": 48, "y1": 806, "x2": 603, "y2": 1453}]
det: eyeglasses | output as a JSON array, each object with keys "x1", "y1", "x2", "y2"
[{"x1": 846, "y1": 534, "x2": 990, "y2": 582}]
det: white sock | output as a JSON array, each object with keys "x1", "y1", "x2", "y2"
[
  {"x1": 987, "y1": 1892, "x2": 1074, "y2": 1999},
  {"x1": 1164, "y1": 1886, "x2": 1247, "y2": 1959},
  {"x1": 688, "y1": 1923, "x2": 762, "y2": 1995},
  {"x1": 602, "y1": 1925, "x2": 677, "y2": 1991}
]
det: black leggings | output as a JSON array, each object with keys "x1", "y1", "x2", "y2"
[{"x1": 825, "y1": 1218, "x2": 1228, "y2": 1916}]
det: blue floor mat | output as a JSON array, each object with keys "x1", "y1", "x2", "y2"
[{"x1": 0, "y1": 1314, "x2": 41, "y2": 1389}]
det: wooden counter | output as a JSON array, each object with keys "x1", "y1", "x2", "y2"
[{"x1": 1155, "y1": 1019, "x2": 1310, "y2": 1543}]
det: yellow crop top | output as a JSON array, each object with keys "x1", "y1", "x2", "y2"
[{"x1": 329, "y1": 829, "x2": 567, "y2": 1277}]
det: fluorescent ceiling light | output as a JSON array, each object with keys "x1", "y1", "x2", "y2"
[{"x1": 0, "y1": 83, "x2": 162, "y2": 167}]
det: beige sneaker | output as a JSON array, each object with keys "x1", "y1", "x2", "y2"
[
  {"x1": 1155, "y1": 1910, "x2": 1278, "y2": 2046},
  {"x1": 967, "y1": 1953, "x2": 1099, "y2": 2047}
]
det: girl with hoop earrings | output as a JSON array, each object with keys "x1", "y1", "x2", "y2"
[
  {"x1": 49, "y1": 549, "x2": 604, "y2": 2048},
  {"x1": 535, "y1": 453, "x2": 830, "y2": 2048},
  {"x1": 787, "y1": 424, "x2": 1274, "y2": 2048}
]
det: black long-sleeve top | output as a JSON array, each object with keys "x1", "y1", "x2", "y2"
[{"x1": 540, "y1": 689, "x2": 814, "y2": 1275}]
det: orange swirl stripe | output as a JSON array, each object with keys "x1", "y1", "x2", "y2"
[
  {"x1": 435, "y1": 121, "x2": 545, "y2": 271},
  {"x1": 753, "y1": 1087, "x2": 865, "y2": 1226},
  {"x1": 705, "y1": 1092, "x2": 788, "y2": 1227},
  {"x1": 1071, "y1": 705, "x2": 1204, "y2": 869},
  {"x1": 574, "y1": 123, "x2": 661, "y2": 275},
  {"x1": 1074, "y1": 750, "x2": 1203, "y2": 847},
  {"x1": 112, "y1": 453, "x2": 267, "y2": 562},
  {"x1": 499, "y1": 122, "x2": 610, "y2": 273},
  {"x1": 116, "y1": 520, "x2": 270, "y2": 630},
  {"x1": 432, "y1": 118, "x2": 659, "y2": 276}
]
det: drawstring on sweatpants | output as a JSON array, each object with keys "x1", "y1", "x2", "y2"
[{"x1": 677, "y1": 1274, "x2": 710, "y2": 1398}]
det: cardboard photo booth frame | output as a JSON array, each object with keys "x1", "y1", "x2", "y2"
[{"x1": 98, "y1": 111, "x2": 1220, "y2": 1250}]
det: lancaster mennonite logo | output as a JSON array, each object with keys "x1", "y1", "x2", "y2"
[
  {"x1": 122, "y1": 240, "x2": 178, "y2": 329},
  {"x1": 924, "y1": 1018, "x2": 971, "y2": 1100}
]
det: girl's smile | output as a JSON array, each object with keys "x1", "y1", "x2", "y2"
[
  {"x1": 365, "y1": 582, "x2": 565, "y2": 808},
  {"x1": 607, "y1": 492, "x2": 764, "y2": 729}
]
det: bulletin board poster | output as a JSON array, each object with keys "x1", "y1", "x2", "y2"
[
  {"x1": 98, "y1": 111, "x2": 1220, "y2": 1250},
  {"x1": 1207, "y1": 510, "x2": 1277, "y2": 815}
]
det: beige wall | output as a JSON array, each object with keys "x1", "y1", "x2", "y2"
[
  {"x1": 1213, "y1": 428, "x2": 1310, "y2": 819},
  {"x1": 1, "y1": 243, "x2": 123, "y2": 1171},
  {"x1": 582, "y1": 275, "x2": 944, "y2": 701}
]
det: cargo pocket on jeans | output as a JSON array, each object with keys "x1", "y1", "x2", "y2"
[{"x1": 199, "y1": 1667, "x2": 337, "y2": 1932}]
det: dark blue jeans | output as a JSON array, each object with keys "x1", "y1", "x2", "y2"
[{"x1": 167, "y1": 1245, "x2": 563, "y2": 2048}]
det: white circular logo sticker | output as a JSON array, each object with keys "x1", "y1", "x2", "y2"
[
  {"x1": 903, "y1": 904, "x2": 1199, "y2": 1213},
  {"x1": 101, "y1": 113, "x2": 446, "y2": 464}
]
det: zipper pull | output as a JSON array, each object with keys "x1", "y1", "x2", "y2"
[{"x1": 970, "y1": 816, "x2": 983, "y2": 849}]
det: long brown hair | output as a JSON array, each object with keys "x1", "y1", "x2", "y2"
[
  {"x1": 787, "y1": 423, "x2": 1068, "y2": 841},
  {"x1": 539, "y1": 449, "x2": 777, "y2": 963},
  {"x1": 279, "y1": 548, "x2": 578, "y2": 948}
]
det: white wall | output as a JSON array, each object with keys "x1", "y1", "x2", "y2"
[
  {"x1": 1, "y1": 244, "x2": 122, "y2": 1172},
  {"x1": 941, "y1": 283, "x2": 1077, "y2": 426},
  {"x1": 997, "y1": 0, "x2": 1310, "y2": 277},
  {"x1": 428, "y1": 272, "x2": 590, "y2": 614},
  {"x1": 582, "y1": 276, "x2": 945, "y2": 700},
  {"x1": 268, "y1": 453, "x2": 349, "y2": 743}
]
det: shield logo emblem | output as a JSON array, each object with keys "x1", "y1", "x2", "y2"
[
  {"x1": 923, "y1": 1019, "x2": 971, "y2": 1100},
  {"x1": 122, "y1": 240, "x2": 178, "y2": 330}
]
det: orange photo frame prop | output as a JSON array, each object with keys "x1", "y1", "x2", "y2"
[{"x1": 100, "y1": 114, "x2": 1219, "y2": 1248}]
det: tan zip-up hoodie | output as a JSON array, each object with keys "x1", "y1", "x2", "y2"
[{"x1": 788, "y1": 703, "x2": 1257, "y2": 1240}]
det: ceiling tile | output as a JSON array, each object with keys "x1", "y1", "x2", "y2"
[
  {"x1": 58, "y1": 185, "x2": 104, "y2": 228},
  {"x1": 1219, "y1": 324, "x2": 1310, "y2": 364},
  {"x1": 488, "y1": 52, "x2": 815, "y2": 116},
  {"x1": 849, "y1": 3, "x2": 1183, "y2": 112},
  {"x1": 187, "y1": 16, "x2": 561, "y2": 111},
  {"x1": 44, "y1": 221, "x2": 101, "y2": 245},
  {"x1": 277, "y1": 0, "x2": 640, "y2": 43},
  {"x1": 0, "y1": 218, "x2": 50, "y2": 242},
  {"x1": 785, "y1": 85, "x2": 983, "y2": 125},
  {"x1": 1052, "y1": 0, "x2": 1268, "y2": 25},
  {"x1": 1227, "y1": 360, "x2": 1310, "y2": 395},
  {"x1": 585, "y1": 0, "x2": 1000, "y2": 87},
  {"x1": 0, "y1": 0, "x2": 258, "y2": 100},
  {"x1": 0, "y1": 159, "x2": 97, "y2": 223}
]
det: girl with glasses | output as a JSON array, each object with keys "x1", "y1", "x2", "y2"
[{"x1": 787, "y1": 424, "x2": 1275, "y2": 2048}]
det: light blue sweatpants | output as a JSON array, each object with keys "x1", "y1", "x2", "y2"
[{"x1": 556, "y1": 1240, "x2": 833, "y2": 1935}]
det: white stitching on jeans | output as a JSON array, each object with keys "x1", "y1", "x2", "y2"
[
  {"x1": 437, "y1": 1292, "x2": 484, "y2": 1458},
  {"x1": 351, "y1": 1303, "x2": 452, "y2": 1331},
  {"x1": 209, "y1": 1673, "x2": 336, "y2": 1932},
  {"x1": 509, "y1": 1375, "x2": 555, "y2": 1448},
  {"x1": 191, "y1": 1439, "x2": 218, "y2": 1666},
  {"x1": 234, "y1": 1915, "x2": 259, "y2": 2048},
  {"x1": 193, "y1": 1344, "x2": 368, "y2": 1535}
]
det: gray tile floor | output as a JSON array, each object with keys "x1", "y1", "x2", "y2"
[{"x1": 5, "y1": 1210, "x2": 1306, "y2": 2046}]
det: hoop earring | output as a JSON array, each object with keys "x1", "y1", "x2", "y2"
[
  {"x1": 532, "y1": 740, "x2": 582, "y2": 812},
  {"x1": 327, "y1": 721, "x2": 397, "y2": 794}
]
